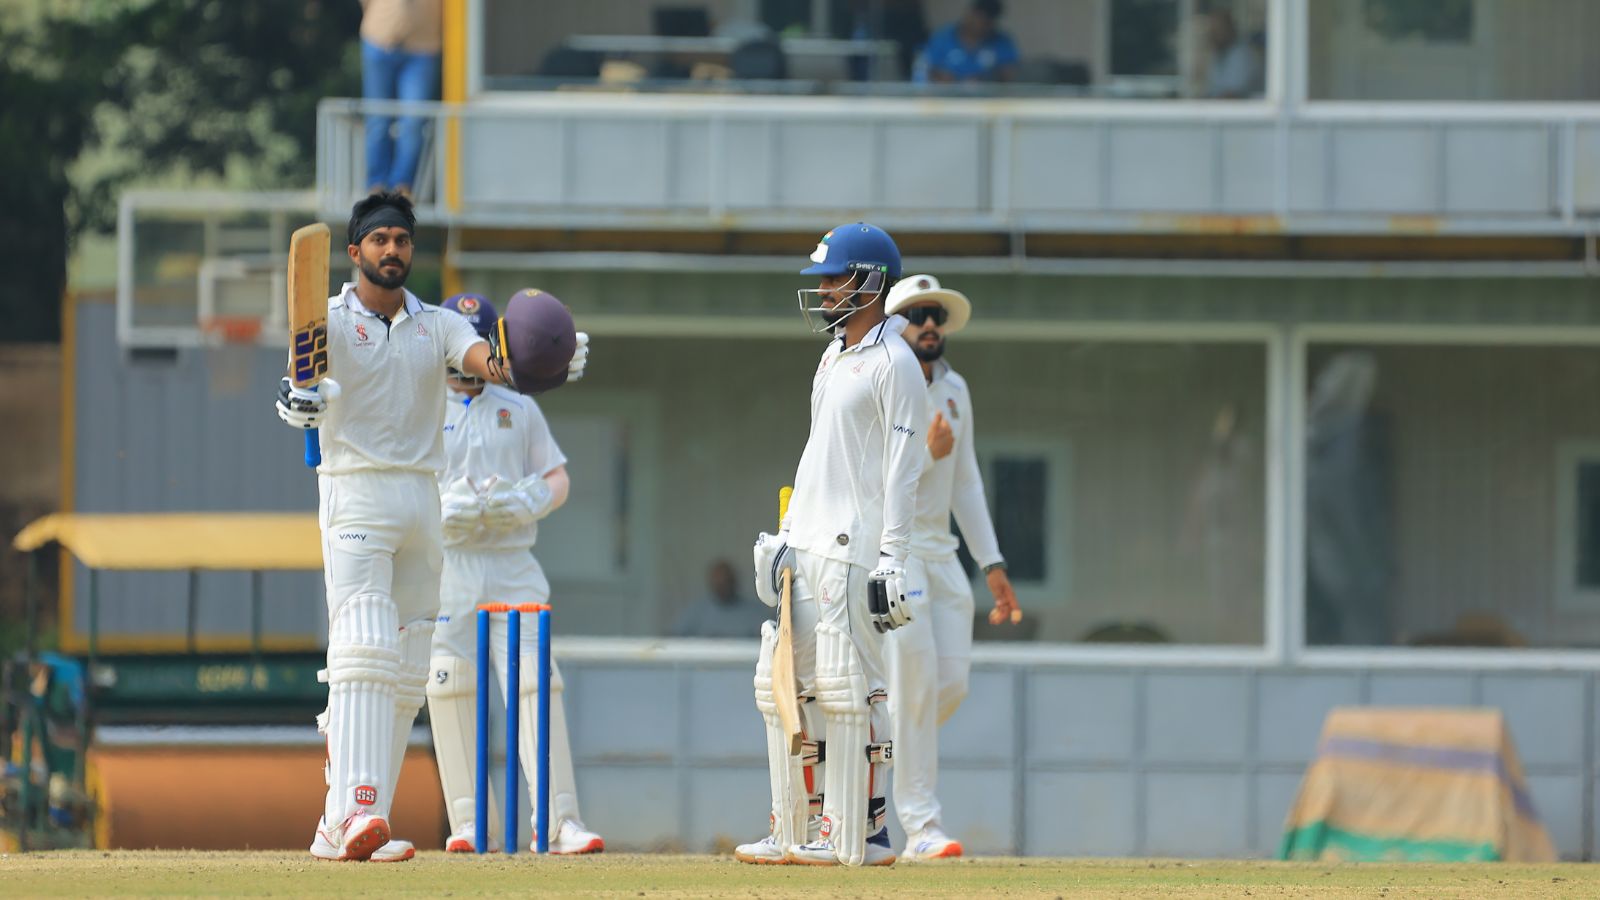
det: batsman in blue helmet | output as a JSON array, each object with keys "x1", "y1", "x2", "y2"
[{"x1": 738, "y1": 223, "x2": 930, "y2": 867}]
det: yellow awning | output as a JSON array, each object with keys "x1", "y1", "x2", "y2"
[{"x1": 12, "y1": 513, "x2": 322, "y2": 571}]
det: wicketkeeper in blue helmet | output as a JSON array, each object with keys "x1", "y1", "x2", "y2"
[{"x1": 738, "y1": 222, "x2": 928, "y2": 867}]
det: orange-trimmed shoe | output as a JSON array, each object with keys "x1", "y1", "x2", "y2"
[{"x1": 901, "y1": 826, "x2": 963, "y2": 862}]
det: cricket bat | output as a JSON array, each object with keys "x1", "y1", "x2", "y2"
[
  {"x1": 287, "y1": 223, "x2": 331, "y2": 468},
  {"x1": 772, "y1": 486, "x2": 803, "y2": 756}
]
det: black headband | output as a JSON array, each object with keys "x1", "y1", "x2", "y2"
[{"x1": 348, "y1": 206, "x2": 414, "y2": 246}]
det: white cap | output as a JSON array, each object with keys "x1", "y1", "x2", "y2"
[{"x1": 885, "y1": 274, "x2": 971, "y2": 334}]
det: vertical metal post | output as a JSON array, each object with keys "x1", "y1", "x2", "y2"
[
  {"x1": 536, "y1": 608, "x2": 552, "y2": 855},
  {"x1": 186, "y1": 569, "x2": 199, "y2": 653},
  {"x1": 474, "y1": 608, "x2": 490, "y2": 854},
  {"x1": 25, "y1": 552, "x2": 39, "y2": 661},
  {"x1": 505, "y1": 609, "x2": 521, "y2": 855},
  {"x1": 250, "y1": 570, "x2": 265, "y2": 661}
]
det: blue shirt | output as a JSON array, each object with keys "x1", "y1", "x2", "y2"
[{"x1": 919, "y1": 23, "x2": 1019, "y2": 83}]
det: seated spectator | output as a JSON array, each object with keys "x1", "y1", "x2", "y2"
[
  {"x1": 1203, "y1": 8, "x2": 1263, "y2": 99},
  {"x1": 917, "y1": 0, "x2": 1018, "y2": 84},
  {"x1": 673, "y1": 559, "x2": 772, "y2": 638}
]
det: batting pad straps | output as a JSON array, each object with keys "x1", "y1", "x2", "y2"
[{"x1": 325, "y1": 644, "x2": 402, "y2": 684}]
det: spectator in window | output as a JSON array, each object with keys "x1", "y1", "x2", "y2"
[
  {"x1": 1203, "y1": 7, "x2": 1263, "y2": 99},
  {"x1": 361, "y1": 0, "x2": 442, "y2": 197},
  {"x1": 917, "y1": 0, "x2": 1018, "y2": 84},
  {"x1": 673, "y1": 560, "x2": 772, "y2": 638}
]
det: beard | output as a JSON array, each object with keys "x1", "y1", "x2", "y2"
[
  {"x1": 912, "y1": 335, "x2": 945, "y2": 362},
  {"x1": 821, "y1": 303, "x2": 853, "y2": 327},
  {"x1": 361, "y1": 255, "x2": 410, "y2": 290}
]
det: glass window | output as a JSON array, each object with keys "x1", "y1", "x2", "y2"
[
  {"x1": 961, "y1": 339, "x2": 1269, "y2": 645},
  {"x1": 1308, "y1": 0, "x2": 1600, "y2": 101},
  {"x1": 478, "y1": 0, "x2": 1267, "y2": 99},
  {"x1": 1304, "y1": 343, "x2": 1600, "y2": 650}
]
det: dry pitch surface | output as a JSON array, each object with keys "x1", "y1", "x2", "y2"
[{"x1": 2, "y1": 851, "x2": 1597, "y2": 898}]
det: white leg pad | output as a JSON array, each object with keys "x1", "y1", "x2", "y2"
[
  {"x1": 382, "y1": 618, "x2": 434, "y2": 821},
  {"x1": 515, "y1": 653, "x2": 584, "y2": 832},
  {"x1": 754, "y1": 621, "x2": 808, "y2": 846},
  {"x1": 425, "y1": 654, "x2": 478, "y2": 836},
  {"x1": 324, "y1": 592, "x2": 400, "y2": 826},
  {"x1": 815, "y1": 621, "x2": 869, "y2": 866}
]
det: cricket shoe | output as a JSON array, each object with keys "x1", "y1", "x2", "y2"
[
  {"x1": 371, "y1": 839, "x2": 415, "y2": 862},
  {"x1": 445, "y1": 824, "x2": 497, "y2": 853},
  {"x1": 733, "y1": 833, "x2": 790, "y2": 865},
  {"x1": 784, "y1": 828, "x2": 896, "y2": 867},
  {"x1": 309, "y1": 812, "x2": 391, "y2": 861},
  {"x1": 901, "y1": 826, "x2": 963, "y2": 862},
  {"x1": 543, "y1": 818, "x2": 605, "y2": 855}
]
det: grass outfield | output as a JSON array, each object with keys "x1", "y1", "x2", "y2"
[{"x1": 2, "y1": 852, "x2": 1597, "y2": 898}]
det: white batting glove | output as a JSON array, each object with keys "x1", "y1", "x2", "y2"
[
  {"x1": 481, "y1": 474, "x2": 554, "y2": 532},
  {"x1": 867, "y1": 554, "x2": 912, "y2": 633},
  {"x1": 567, "y1": 332, "x2": 590, "y2": 382},
  {"x1": 752, "y1": 531, "x2": 794, "y2": 608},
  {"x1": 276, "y1": 377, "x2": 340, "y2": 429}
]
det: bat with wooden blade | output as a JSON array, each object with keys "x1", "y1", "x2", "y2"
[
  {"x1": 772, "y1": 486, "x2": 803, "y2": 756},
  {"x1": 287, "y1": 223, "x2": 331, "y2": 468}
]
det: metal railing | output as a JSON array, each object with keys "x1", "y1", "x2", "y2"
[{"x1": 317, "y1": 94, "x2": 1600, "y2": 237}]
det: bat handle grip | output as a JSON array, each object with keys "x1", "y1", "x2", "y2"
[{"x1": 304, "y1": 429, "x2": 320, "y2": 468}]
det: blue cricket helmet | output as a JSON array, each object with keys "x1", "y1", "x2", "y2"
[
  {"x1": 441, "y1": 293, "x2": 499, "y2": 338},
  {"x1": 800, "y1": 223, "x2": 902, "y2": 281}
]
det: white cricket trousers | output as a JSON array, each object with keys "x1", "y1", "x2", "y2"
[
  {"x1": 884, "y1": 552, "x2": 974, "y2": 839},
  {"x1": 432, "y1": 547, "x2": 583, "y2": 834},
  {"x1": 318, "y1": 469, "x2": 443, "y2": 826}
]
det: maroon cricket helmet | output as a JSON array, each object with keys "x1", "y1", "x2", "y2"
[{"x1": 501, "y1": 288, "x2": 576, "y2": 394}]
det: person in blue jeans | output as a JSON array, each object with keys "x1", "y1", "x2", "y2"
[{"x1": 361, "y1": 0, "x2": 441, "y2": 196}]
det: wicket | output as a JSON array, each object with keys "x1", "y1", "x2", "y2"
[{"x1": 474, "y1": 603, "x2": 552, "y2": 855}]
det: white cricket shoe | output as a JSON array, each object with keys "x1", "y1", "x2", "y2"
[
  {"x1": 309, "y1": 812, "x2": 391, "y2": 862},
  {"x1": 445, "y1": 823, "x2": 496, "y2": 853},
  {"x1": 901, "y1": 826, "x2": 963, "y2": 861},
  {"x1": 371, "y1": 839, "x2": 415, "y2": 862},
  {"x1": 545, "y1": 818, "x2": 605, "y2": 855},
  {"x1": 785, "y1": 829, "x2": 896, "y2": 867},
  {"x1": 733, "y1": 833, "x2": 790, "y2": 865}
]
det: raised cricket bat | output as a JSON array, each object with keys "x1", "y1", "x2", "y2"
[
  {"x1": 772, "y1": 486, "x2": 803, "y2": 756},
  {"x1": 287, "y1": 223, "x2": 331, "y2": 468}
]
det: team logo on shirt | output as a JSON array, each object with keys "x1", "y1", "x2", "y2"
[
  {"x1": 354, "y1": 323, "x2": 369, "y2": 343},
  {"x1": 415, "y1": 321, "x2": 429, "y2": 340},
  {"x1": 947, "y1": 397, "x2": 959, "y2": 420},
  {"x1": 497, "y1": 408, "x2": 513, "y2": 429}
]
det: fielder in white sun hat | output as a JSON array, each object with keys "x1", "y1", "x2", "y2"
[{"x1": 885, "y1": 274, "x2": 972, "y2": 333}]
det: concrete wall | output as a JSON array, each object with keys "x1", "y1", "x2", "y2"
[{"x1": 561, "y1": 655, "x2": 1600, "y2": 858}]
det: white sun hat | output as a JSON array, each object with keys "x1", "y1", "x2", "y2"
[{"x1": 885, "y1": 273, "x2": 972, "y2": 334}]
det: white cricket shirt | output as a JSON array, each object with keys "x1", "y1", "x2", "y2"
[
  {"x1": 785, "y1": 315, "x2": 929, "y2": 569},
  {"x1": 440, "y1": 384, "x2": 568, "y2": 551},
  {"x1": 911, "y1": 361, "x2": 1003, "y2": 569},
  {"x1": 316, "y1": 283, "x2": 485, "y2": 475}
]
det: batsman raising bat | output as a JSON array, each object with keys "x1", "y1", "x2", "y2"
[
  {"x1": 273, "y1": 191, "x2": 589, "y2": 862},
  {"x1": 736, "y1": 223, "x2": 928, "y2": 867}
]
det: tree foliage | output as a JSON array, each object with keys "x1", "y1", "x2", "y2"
[{"x1": 0, "y1": 0, "x2": 362, "y2": 340}]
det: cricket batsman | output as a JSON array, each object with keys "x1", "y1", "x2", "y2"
[
  {"x1": 426, "y1": 292, "x2": 603, "y2": 854},
  {"x1": 273, "y1": 192, "x2": 588, "y2": 862},
  {"x1": 883, "y1": 274, "x2": 1021, "y2": 861},
  {"x1": 736, "y1": 223, "x2": 928, "y2": 867}
]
